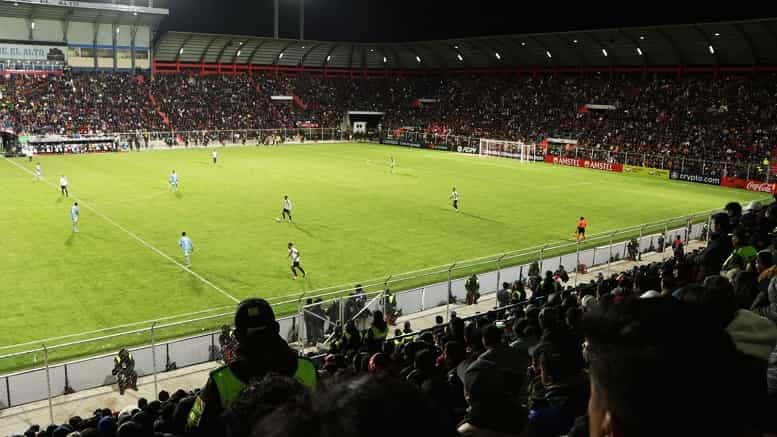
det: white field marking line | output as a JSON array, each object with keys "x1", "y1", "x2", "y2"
[
  {"x1": 0, "y1": 305, "x2": 235, "y2": 351},
  {"x1": 2, "y1": 157, "x2": 240, "y2": 304}
]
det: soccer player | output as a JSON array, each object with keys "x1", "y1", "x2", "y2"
[
  {"x1": 59, "y1": 175, "x2": 69, "y2": 197},
  {"x1": 212, "y1": 150, "x2": 218, "y2": 164},
  {"x1": 34, "y1": 162, "x2": 42, "y2": 181},
  {"x1": 282, "y1": 195, "x2": 293, "y2": 222},
  {"x1": 577, "y1": 216, "x2": 587, "y2": 241},
  {"x1": 169, "y1": 170, "x2": 179, "y2": 192},
  {"x1": 450, "y1": 187, "x2": 459, "y2": 212},
  {"x1": 390, "y1": 156, "x2": 395, "y2": 174},
  {"x1": 71, "y1": 202, "x2": 79, "y2": 233},
  {"x1": 179, "y1": 231, "x2": 194, "y2": 267},
  {"x1": 288, "y1": 242, "x2": 306, "y2": 279}
]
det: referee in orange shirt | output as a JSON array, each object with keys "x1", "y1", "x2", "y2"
[{"x1": 577, "y1": 216, "x2": 587, "y2": 241}]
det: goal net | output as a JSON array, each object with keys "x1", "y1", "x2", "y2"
[{"x1": 479, "y1": 139, "x2": 538, "y2": 162}]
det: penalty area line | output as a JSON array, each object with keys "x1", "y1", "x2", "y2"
[{"x1": 2, "y1": 157, "x2": 241, "y2": 304}]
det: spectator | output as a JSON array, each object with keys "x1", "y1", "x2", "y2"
[
  {"x1": 252, "y1": 374, "x2": 459, "y2": 437},
  {"x1": 527, "y1": 343, "x2": 589, "y2": 437},
  {"x1": 475, "y1": 324, "x2": 528, "y2": 399},
  {"x1": 185, "y1": 298, "x2": 316, "y2": 436},
  {"x1": 458, "y1": 360, "x2": 528, "y2": 437},
  {"x1": 584, "y1": 297, "x2": 755, "y2": 437},
  {"x1": 222, "y1": 374, "x2": 308, "y2": 437}
]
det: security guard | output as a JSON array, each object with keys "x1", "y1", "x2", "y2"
[
  {"x1": 112, "y1": 348, "x2": 137, "y2": 395},
  {"x1": 186, "y1": 298, "x2": 316, "y2": 436}
]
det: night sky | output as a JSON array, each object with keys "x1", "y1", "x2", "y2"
[{"x1": 152, "y1": 0, "x2": 777, "y2": 42}]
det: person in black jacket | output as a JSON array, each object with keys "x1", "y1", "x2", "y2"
[
  {"x1": 696, "y1": 213, "x2": 733, "y2": 280},
  {"x1": 185, "y1": 299, "x2": 316, "y2": 437}
]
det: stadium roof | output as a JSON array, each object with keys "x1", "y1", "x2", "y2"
[
  {"x1": 154, "y1": 18, "x2": 777, "y2": 70},
  {"x1": 0, "y1": 0, "x2": 168, "y2": 27}
]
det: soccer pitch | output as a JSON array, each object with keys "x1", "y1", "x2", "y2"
[{"x1": 0, "y1": 142, "x2": 765, "y2": 351}]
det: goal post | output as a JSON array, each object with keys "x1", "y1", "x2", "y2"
[{"x1": 479, "y1": 138, "x2": 539, "y2": 162}]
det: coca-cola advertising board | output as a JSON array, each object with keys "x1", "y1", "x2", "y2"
[
  {"x1": 721, "y1": 177, "x2": 777, "y2": 193},
  {"x1": 543, "y1": 155, "x2": 623, "y2": 173}
]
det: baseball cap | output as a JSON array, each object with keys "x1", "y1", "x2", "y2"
[
  {"x1": 234, "y1": 298, "x2": 279, "y2": 340},
  {"x1": 463, "y1": 359, "x2": 506, "y2": 400}
]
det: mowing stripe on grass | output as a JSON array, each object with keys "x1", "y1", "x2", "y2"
[{"x1": 3, "y1": 157, "x2": 241, "y2": 304}]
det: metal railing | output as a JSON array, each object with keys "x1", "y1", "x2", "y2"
[{"x1": 0, "y1": 207, "x2": 728, "y2": 413}]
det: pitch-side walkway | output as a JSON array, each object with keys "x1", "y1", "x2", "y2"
[{"x1": 0, "y1": 243, "x2": 702, "y2": 435}]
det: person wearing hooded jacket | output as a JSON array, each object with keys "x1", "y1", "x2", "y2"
[
  {"x1": 458, "y1": 360, "x2": 528, "y2": 437},
  {"x1": 185, "y1": 298, "x2": 316, "y2": 437},
  {"x1": 696, "y1": 213, "x2": 733, "y2": 280}
]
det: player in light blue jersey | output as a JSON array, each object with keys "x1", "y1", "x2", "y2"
[
  {"x1": 179, "y1": 231, "x2": 194, "y2": 267},
  {"x1": 71, "y1": 202, "x2": 80, "y2": 233},
  {"x1": 169, "y1": 170, "x2": 179, "y2": 191}
]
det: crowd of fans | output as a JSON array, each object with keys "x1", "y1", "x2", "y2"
[
  {"x1": 0, "y1": 73, "x2": 164, "y2": 135},
  {"x1": 13, "y1": 197, "x2": 777, "y2": 437},
  {"x1": 2, "y1": 72, "x2": 777, "y2": 167}
]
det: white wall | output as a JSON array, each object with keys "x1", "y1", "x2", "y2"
[
  {"x1": 0, "y1": 17, "x2": 28, "y2": 41},
  {"x1": 67, "y1": 22, "x2": 94, "y2": 46},
  {"x1": 32, "y1": 19, "x2": 63, "y2": 42}
]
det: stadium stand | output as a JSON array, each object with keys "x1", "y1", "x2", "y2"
[
  {"x1": 6, "y1": 199, "x2": 777, "y2": 437},
  {"x1": 3, "y1": 72, "x2": 777, "y2": 166}
]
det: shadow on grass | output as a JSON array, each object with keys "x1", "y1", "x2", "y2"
[
  {"x1": 393, "y1": 171, "x2": 419, "y2": 179},
  {"x1": 65, "y1": 233, "x2": 75, "y2": 247},
  {"x1": 435, "y1": 207, "x2": 505, "y2": 225},
  {"x1": 188, "y1": 270, "x2": 205, "y2": 296},
  {"x1": 175, "y1": 191, "x2": 183, "y2": 200},
  {"x1": 293, "y1": 223, "x2": 316, "y2": 238},
  {"x1": 79, "y1": 232, "x2": 108, "y2": 242}
]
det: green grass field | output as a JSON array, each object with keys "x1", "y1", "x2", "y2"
[{"x1": 0, "y1": 142, "x2": 765, "y2": 358}]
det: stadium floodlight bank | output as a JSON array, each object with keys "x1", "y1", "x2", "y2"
[{"x1": 479, "y1": 138, "x2": 538, "y2": 162}]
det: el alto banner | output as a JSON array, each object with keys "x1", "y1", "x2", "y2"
[
  {"x1": 721, "y1": 177, "x2": 777, "y2": 194},
  {"x1": 543, "y1": 155, "x2": 623, "y2": 173},
  {"x1": 623, "y1": 165, "x2": 670, "y2": 178},
  {"x1": 668, "y1": 171, "x2": 721, "y2": 186}
]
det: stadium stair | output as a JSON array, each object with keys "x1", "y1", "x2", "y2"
[{"x1": 148, "y1": 92, "x2": 171, "y2": 127}]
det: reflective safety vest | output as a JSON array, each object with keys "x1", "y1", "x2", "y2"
[
  {"x1": 115, "y1": 352, "x2": 134, "y2": 367},
  {"x1": 211, "y1": 357, "x2": 317, "y2": 409},
  {"x1": 367, "y1": 325, "x2": 388, "y2": 342}
]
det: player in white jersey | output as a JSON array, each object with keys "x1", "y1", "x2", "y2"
[
  {"x1": 288, "y1": 242, "x2": 306, "y2": 279},
  {"x1": 60, "y1": 175, "x2": 69, "y2": 197},
  {"x1": 34, "y1": 163, "x2": 42, "y2": 181},
  {"x1": 212, "y1": 150, "x2": 218, "y2": 164},
  {"x1": 450, "y1": 187, "x2": 459, "y2": 211},
  {"x1": 282, "y1": 195, "x2": 293, "y2": 222},
  {"x1": 390, "y1": 156, "x2": 396, "y2": 174},
  {"x1": 71, "y1": 202, "x2": 79, "y2": 233}
]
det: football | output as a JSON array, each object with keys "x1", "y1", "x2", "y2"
[{"x1": 275, "y1": 217, "x2": 281, "y2": 222}]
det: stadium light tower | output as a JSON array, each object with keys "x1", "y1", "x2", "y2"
[
  {"x1": 274, "y1": 0, "x2": 279, "y2": 39},
  {"x1": 300, "y1": 0, "x2": 304, "y2": 40}
]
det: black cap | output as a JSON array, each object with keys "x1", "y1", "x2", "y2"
[
  {"x1": 464, "y1": 359, "x2": 506, "y2": 399},
  {"x1": 234, "y1": 298, "x2": 278, "y2": 341}
]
